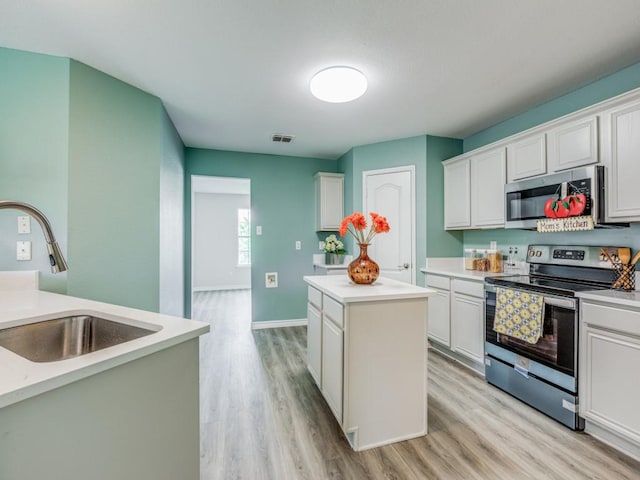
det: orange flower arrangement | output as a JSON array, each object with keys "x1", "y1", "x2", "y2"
[{"x1": 339, "y1": 211, "x2": 390, "y2": 244}]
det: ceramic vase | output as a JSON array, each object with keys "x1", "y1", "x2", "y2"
[{"x1": 347, "y1": 243, "x2": 379, "y2": 285}]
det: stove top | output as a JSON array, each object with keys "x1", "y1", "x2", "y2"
[{"x1": 484, "y1": 244, "x2": 623, "y2": 297}]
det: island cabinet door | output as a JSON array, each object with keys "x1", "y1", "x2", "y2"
[
  {"x1": 307, "y1": 302, "x2": 322, "y2": 387},
  {"x1": 322, "y1": 314, "x2": 344, "y2": 423},
  {"x1": 427, "y1": 288, "x2": 451, "y2": 347}
]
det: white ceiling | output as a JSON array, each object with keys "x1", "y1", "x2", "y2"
[{"x1": 2, "y1": 1, "x2": 640, "y2": 160}]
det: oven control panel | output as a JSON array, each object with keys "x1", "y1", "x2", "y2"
[
  {"x1": 552, "y1": 249, "x2": 585, "y2": 260},
  {"x1": 526, "y1": 244, "x2": 628, "y2": 268}
]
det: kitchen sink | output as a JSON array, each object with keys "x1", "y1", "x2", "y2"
[{"x1": 0, "y1": 315, "x2": 158, "y2": 362}]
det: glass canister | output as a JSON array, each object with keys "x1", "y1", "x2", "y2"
[
  {"x1": 476, "y1": 249, "x2": 490, "y2": 271},
  {"x1": 464, "y1": 249, "x2": 477, "y2": 270},
  {"x1": 487, "y1": 249, "x2": 503, "y2": 273}
]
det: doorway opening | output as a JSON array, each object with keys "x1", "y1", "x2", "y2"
[{"x1": 190, "y1": 175, "x2": 252, "y2": 325}]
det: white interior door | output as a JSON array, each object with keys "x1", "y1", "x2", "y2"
[{"x1": 363, "y1": 167, "x2": 415, "y2": 284}]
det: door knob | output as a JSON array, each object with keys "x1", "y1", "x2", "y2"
[{"x1": 398, "y1": 263, "x2": 410, "y2": 269}]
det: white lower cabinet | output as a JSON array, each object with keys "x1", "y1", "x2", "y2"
[
  {"x1": 304, "y1": 277, "x2": 429, "y2": 451},
  {"x1": 425, "y1": 274, "x2": 451, "y2": 347},
  {"x1": 306, "y1": 302, "x2": 322, "y2": 386},
  {"x1": 427, "y1": 288, "x2": 451, "y2": 347},
  {"x1": 580, "y1": 300, "x2": 640, "y2": 460},
  {"x1": 321, "y1": 315, "x2": 343, "y2": 421},
  {"x1": 424, "y1": 273, "x2": 485, "y2": 373},
  {"x1": 451, "y1": 291, "x2": 484, "y2": 364}
]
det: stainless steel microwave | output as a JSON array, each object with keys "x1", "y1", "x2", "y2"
[{"x1": 504, "y1": 165, "x2": 627, "y2": 229}]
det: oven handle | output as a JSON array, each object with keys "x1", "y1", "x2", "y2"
[{"x1": 484, "y1": 284, "x2": 576, "y2": 310}]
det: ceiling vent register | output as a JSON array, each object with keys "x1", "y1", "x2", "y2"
[{"x1": 272, "y1": 134, "x2": 295, "y2": 143}]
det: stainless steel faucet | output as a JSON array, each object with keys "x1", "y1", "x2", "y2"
[{"x1": 0, "y1": 200, "x2": 68, "y2": 273}]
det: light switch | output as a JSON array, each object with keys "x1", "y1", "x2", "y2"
[
  {"x1": 295, "y1": 241, "x2": 301, "y2": 250},
  {"x1": 18, "y1": 216, "x2": 31, "y2": 234},
  {"x1": 256, "y1": 226, "x2": 262, "y2": 236},
  {"x1": 17, "y1": 241, "x2": 31, "y2": 261},
  {"x1": 319, "y1": 241, "x2": 325, "y2": 250}
]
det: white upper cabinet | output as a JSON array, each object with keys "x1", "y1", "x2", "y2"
[
  {"x1": 547, "y1": 115, "x2": 599, "y2": 172},
  {"x1": 315, "y1": 172, "x2": 344, "y2": 231},
  {"x1": 471, "y1": 147, "x2": 506, "y2": 227},
  {"x1": 506, "y1": 133, "x2": 546, "y2": 182},
  {"x1": 600, "y1": 96, "x2": 640, "y2": 221},
  {"x1": 444, "y1": 147, "x2": 505, "y2": 230},
  {"x1": 443, "y1": 157, "x2": 471, "y2": 229}
]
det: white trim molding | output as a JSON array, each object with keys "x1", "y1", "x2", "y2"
[
  {"x1": 193, "y1": 285, "x2": 250, "y2": 292},
  {"x1": 251, "y1": 318, "x2": 308, "y2": 330}
]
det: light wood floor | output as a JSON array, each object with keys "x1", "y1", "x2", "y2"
[{"x1": 194, "y1": 290, "x2": 640, "y2": 480}]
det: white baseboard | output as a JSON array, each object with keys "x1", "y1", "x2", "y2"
[
  {"x1": 585, "y1": 420, "x2": 640, "y2": 462},
  {"x1": 193, "y1": 285, "x2": 250, "y2": 292},
  {"x1": 251, "y1": 318, "x2": 307, "y2": 330}
]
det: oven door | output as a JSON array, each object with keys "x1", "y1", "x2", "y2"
[{"x1": 485, "y1": 284, "x2": 578, "y2": 392}]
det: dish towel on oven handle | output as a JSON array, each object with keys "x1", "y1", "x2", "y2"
[{"x1": 493, "y1": 287, "x2": 545, "y2": 344}]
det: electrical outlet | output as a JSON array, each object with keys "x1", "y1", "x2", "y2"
[
  {"x1": 18, "y1": 216, "x2": 31, "y2": 234},
  {"x1": 17, "y1": 241, "x2": 31, "y2": 261},
  {"x1": 265, "y1": 272, "x2": 278, "y2": 288},
  {"x1": 295, "y1": 241, "x2": 301, "y2": 250}
]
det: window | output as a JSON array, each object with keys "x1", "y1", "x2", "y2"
[{"x1": 238, "y1": 208, "x2": 251, "y2": 266}]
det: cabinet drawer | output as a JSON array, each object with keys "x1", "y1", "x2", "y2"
[
  {"x1": 308, "y1": 286, "x2": 322, "y2": 310},
  {"x1": 451, "y1": 278, "x2": 484, "y2": 298},
  {"x1": 323, "y1": 294, "x2": 344, "y2": 328},
  {"x1": 582, "y1": 302, "x2": 640, "y2": 337},
  {"x1": 425, "y1": 274, "x2": 450, "y2": 290}
]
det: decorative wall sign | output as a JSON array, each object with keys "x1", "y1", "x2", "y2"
[{"x1": 536, "y1": 215, "x2": 594, "y2": 233}]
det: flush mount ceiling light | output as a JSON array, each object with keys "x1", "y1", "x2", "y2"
[{"x1": 310, "y1": 66, "x2": 368, "y2": 103}]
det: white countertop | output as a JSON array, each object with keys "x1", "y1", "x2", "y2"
[
  {"x1": 304, "y1": 275, "x2": 435, "y2": 303},
  {"x1": 0, "y1": 290, "x2": 209, "y2": 409},
  {"x1": 420, "y1": 257, "x2": 517, "y2": 281},
  {"x1": 314, "y1": 263, "x2": 349, "y2": 270},
  {"x1": 576, "y1": 289, "x2": 640, "y2": 309}
]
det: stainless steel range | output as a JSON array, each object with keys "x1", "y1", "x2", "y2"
[{"x1": 484, "y1": 244, "x2": 623, "y2": 430}]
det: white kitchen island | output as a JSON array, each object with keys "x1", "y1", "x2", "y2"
[
  {"x1": 303, "y1": 275, "x2": 435, "y2": 451},
  {"x1": 0, "y1": 289, "x2": 209, "y2": 480}
]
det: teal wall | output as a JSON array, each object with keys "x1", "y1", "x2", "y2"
[
  {"x1": 159, "y1": 107, "x2": 186, "y2": 317},
  {"x1": 0, "y1": 47, "x2": 70, "y2": 294},
  {"x1": 465, "y1": 61, "x2": 640, "y2": 151},
  {"x1": 425, "y1": 136, "x2": 464, "y2": 257},
  {"x1": 185, "y1": 149, "x2": 338, "y2": 321},
  {"x1": 337, "y1": 148, "x2": 354, "y2": 220},
  {"x1": 463, "y1": 60, "x2": 640, "y2": 257},
  {"x1": 67, "y1": 60, "x2": 167, "y2": 313},
  {"x1": 0, "y1": 47, "x2": 184, "y2": 314}
]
